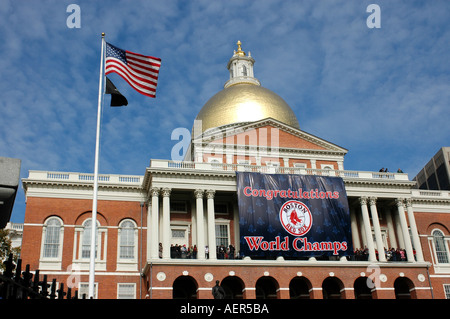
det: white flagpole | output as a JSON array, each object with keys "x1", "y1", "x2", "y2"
[{"x1": 89, "y1": 32, "x2": 106, "y2": 299}]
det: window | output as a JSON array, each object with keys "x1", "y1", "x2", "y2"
[
  {"x1": 118, "y1": 283, "x2": 136, "y2": 299},
  {"x1": 81, "y1": 219, "x2": 99, "y2": 259},
  {"x1": 170, "y1": 200, "x2": 188, "y2": 213},
  {"x1": 216, "y1": 224, "x2": 229, "y2": 247},
  {"x1": 293, "y1": 163, "x2": 307, "y2": 169},
  {"x1": 432, "y1": 230, "x2": 449, "y2": 264},
  {"x1": 73, "y1": 217, "x2": 106, "y2": 271},
  {"x1": 79, "y1": 283, "x2": 97, "y2": 299},
  {"x1": 40, "y1": 217, "x2": 64, "y2": 270},
  {"x1": 172, "y1": 230, "x2": 186, "y2": 238},
  {"x1": 214, "y1": 203, "x2": 229, "y2": 215},
  {"x1": 444, "y1": 284, "x2": 450, "y2": 299},
  {"x1": 119, "y1": 220, "x2": 136, "y2": 259},
  {"x1": 117, "y1": 219, "x2": 138, "y2": 271},
  {"x1": 208, "y1": 157, "x2": 223, "y2": 164},
  {"x1": 42, "y1": 217, "x2": 63, "y2": 258},
  {"x1": 242, "y1": 65, "x2": 247, "y2": 76}
]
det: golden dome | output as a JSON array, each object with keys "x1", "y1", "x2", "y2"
[{"x1": 195, "y1": 83, "x2": 300, "y2": 134}]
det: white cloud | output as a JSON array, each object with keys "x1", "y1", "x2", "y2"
[{"x1": 2, "y1": 1, "x2": 450, "y2": 223}]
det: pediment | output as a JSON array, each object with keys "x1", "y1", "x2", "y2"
[{"x1": 195, "y1": 118, "x2": 348, "y2": 155}]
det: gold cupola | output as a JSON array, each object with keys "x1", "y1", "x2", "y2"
[{"x1": 194, "y1": 41, "x2": 300, "y2": 134}]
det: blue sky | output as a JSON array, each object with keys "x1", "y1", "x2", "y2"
[{"x1": 1, "y1": 0, "x2": 449, "y2": 223}]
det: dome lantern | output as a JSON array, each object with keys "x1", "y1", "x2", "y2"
[{"x1": 224, "y1": 41, "x2": 261, "y2": 88}]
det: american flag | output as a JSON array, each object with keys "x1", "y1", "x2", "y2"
[{"x1": 105, "y1": 42, "x2": 161, "y2": 98}]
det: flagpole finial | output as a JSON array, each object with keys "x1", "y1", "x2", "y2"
[{"x1": 101, "y1": 32, "x2": 105, "y2": 37}]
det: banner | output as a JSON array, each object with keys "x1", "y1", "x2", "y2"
[{"x1": 236, "y1": 172, "x2": 353, "y2": 258}]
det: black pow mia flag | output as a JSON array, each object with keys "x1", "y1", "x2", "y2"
[{"x1": 105, "y1": 76, "x2": 128, "y2": 107}]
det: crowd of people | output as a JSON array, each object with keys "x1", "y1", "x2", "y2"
[
  {"x1": 379, "y1": 167, "x2": 404, "y2": 173},
  {"x1": 167, "y1": 243, "x2": 237, "y2": 259},
  {"x1": 352, "y1": 247, "x2": 414, "y2": 261},
  {"x1": 162, "y1": 243, "x2": 414, "y2": 261}
]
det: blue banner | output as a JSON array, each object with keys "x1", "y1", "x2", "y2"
[{"x1": 236, "y1": 172, "x2": 353, "y2": 258}]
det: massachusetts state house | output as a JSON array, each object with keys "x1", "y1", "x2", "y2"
[{"x1": 21, "y1": 41, "x2": 450, "y2": 299}]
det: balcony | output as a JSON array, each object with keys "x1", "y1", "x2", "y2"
[
  {"x1": 25, "y1": 171, "x2": 143, "y2": 186},
  {"x1": 149, "y1": 159, "x2": 411, "y2": 182}
]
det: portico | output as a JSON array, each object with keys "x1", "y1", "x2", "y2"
[{"x1": 144, "y1": 159, "x2": 425, "y2": 265}]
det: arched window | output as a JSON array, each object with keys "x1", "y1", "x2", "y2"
[
  {"x1": 73, "y1": 216, "x2": 107, "y2": 271},
  {"x1": 432, "y1": 229, "x2": 449, "y2": 264},
  {"x1": 81, "y1": 219, "x2": 99, "y2": 259},
  {"x1": 242, "y1": 65, "x2": 247, "y2": 76},
  {"x1": 119, "y1": 220, "x2": 136, "y2": 259},
  {"x1": 42, "y1": 217, "x2": 63, "y2": 258}
]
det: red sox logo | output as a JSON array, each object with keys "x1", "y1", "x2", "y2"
[{"x1": 279, "y1": 200, "x2": 312, "y2": 236}]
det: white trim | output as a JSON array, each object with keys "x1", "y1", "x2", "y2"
[
  {"x1": 117, "y1": 283, "x2": 137, "y2": 299},
  {"x1": 207, "y1": 157, "x2": 223, "y2": 164},
  {"x1": 215, "y1": 219, "x2": 231, "y2": 248},
  {"x1": 117, "y1": 219, "x2": 139, "y2": 271},
  {"x1": 72, "y1": 219, "x2": 107, "y2": 271},
  {"x1": 37, "y1": 271, "x2": 141, "y2": 276},
  {"x1": 25, "y1": 222, "x2": 147, "y2": 230},
  {"x1": 374, "y1": 287, "x2": 395, "y2": 291},
  {"x1": 150, "y1": 287, "x2": 173, "y2": 290},
  {"x1": 39, "y1": 216, "x2": 64, "y2": 270}
]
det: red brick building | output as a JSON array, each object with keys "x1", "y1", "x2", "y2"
[{"x1": 21, "y1": 42, "x2": 450, "y2": 299}]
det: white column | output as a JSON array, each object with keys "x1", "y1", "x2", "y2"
[
  {"x1": 350, "y1": 207, "x2": 361, "y2": 249},
  {"x1": 395, "y1": 199, "x2": 415, "y2": 262},
  {"x1": 206, "y1": 190, "x2": 217, "y2": 260},
  {"x1": 150, "y1": 187, "x2": 160, "y2": 259},
  {"x1": 393, "y1": 209, "x2": 405, "y2": 249},
  {"x1": 233, "y1": 199, "x2": 240, "y2": 254},
  {"x1": 146, "y1": 200, "x2": 151, "y2": 260},
  {"x1": 369, "y1": 197, "x2": 386, "y2": 261},
  {"x1": 385, "y1": 209, "x2": 398, "y2": 249},
  {"x1": 195, "y1": 189, "x2": 206, "y2": 260},
  {"x1": 405, "y1": 199, "x2": 424, "y2": 262},
  {"x1": 161, "y1": 188, "x2": 171, "y2": 259},
  {"x1": 359, "y1": 214, "x2": 368, "y2": 248},
  {"x1": 359, "y1": 197, "x2": 377, "y2": 262}
]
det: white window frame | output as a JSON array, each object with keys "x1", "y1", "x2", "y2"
[
  {"x1": 431, "y1": 229, "x2": 450, "y2": 263},
  {"x1": 39, "y1": 216, "x2": 64, "y2": 270},
  {"x1": 429, "y1": 229, "x2": 450, "y2": 274},
  {"x1": 79, "y1": 282, "x2": 98, "y2": 299},
  {"x1": 117, "y1": 219, "x2": 138, "y2": 271},
  {"x1": 215, "y1": 219, "x2": 231, "y2": 248},
  {"x1": 72, "y1": 218, "x2": 107, "y2": 271},
  {"x1": 293, "y1": 163, "x2": 307, "y2": 169},
  {"x1": 444, "y1": 284, "x2": 450, "y2": 299},
  {"x1": 170, "y1": 223, "x2": 190, "y2": 247},
  {"x1": 117, "y1": 283, "x2": 136, "y2": 299}
]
